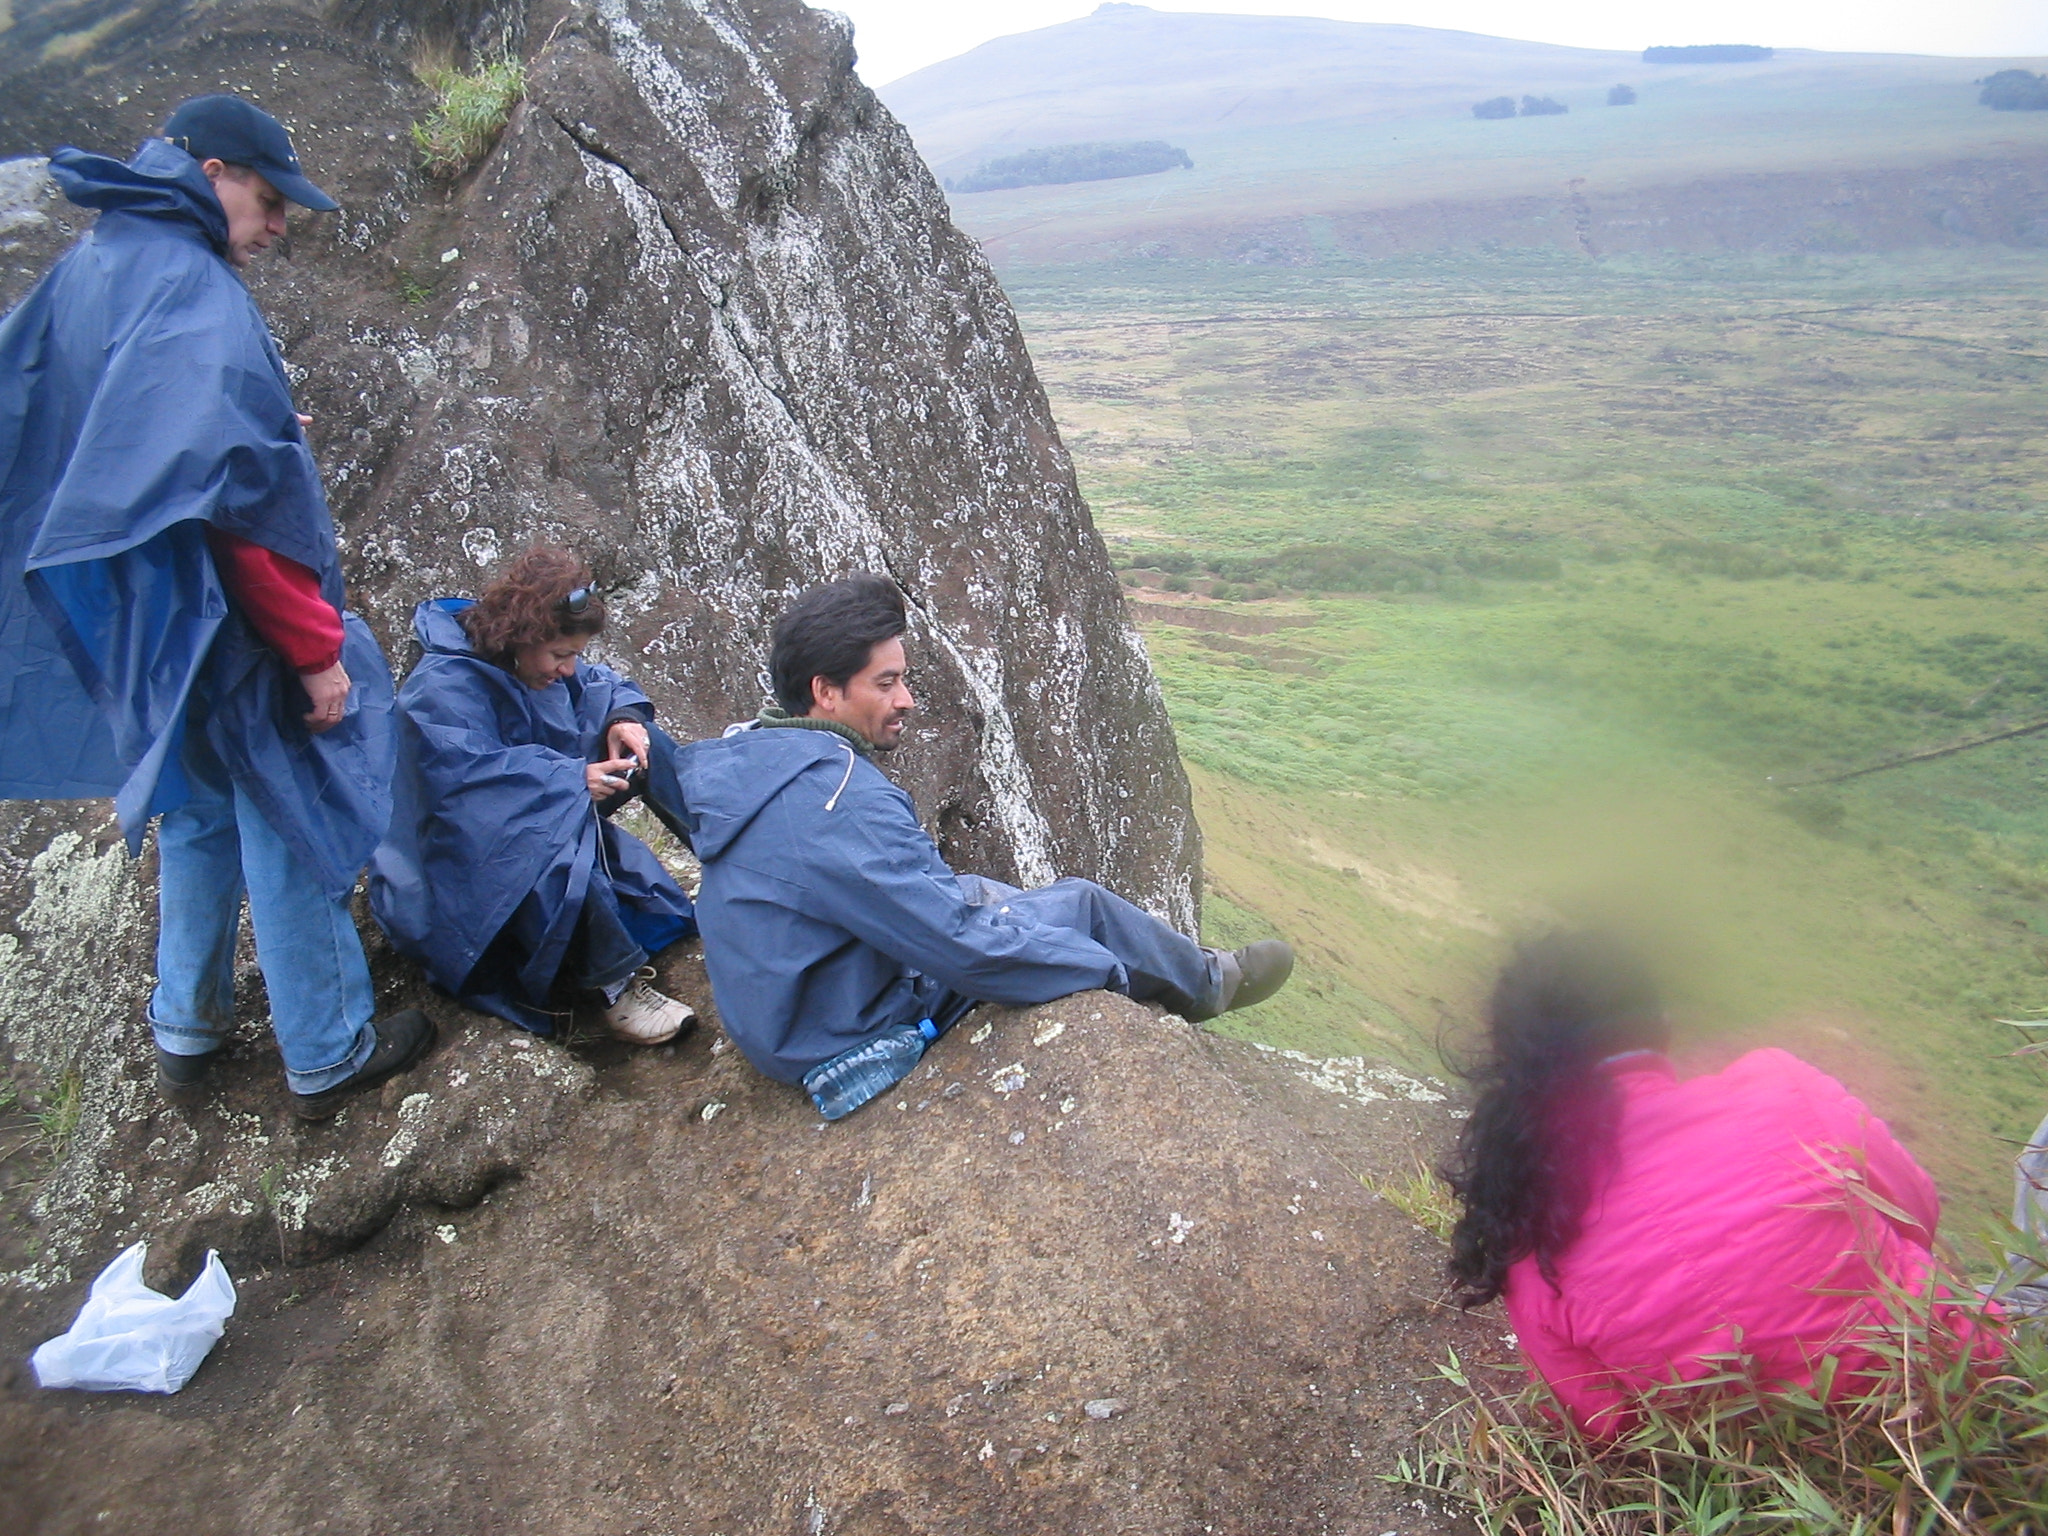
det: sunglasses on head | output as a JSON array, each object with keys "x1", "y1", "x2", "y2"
[{"x1": 560, "y1": 586, "x2": 593, "y2": 615}]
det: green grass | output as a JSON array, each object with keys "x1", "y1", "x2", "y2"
[
  {"x1": 33, "y1": 1070, "x2": 80, "y2": 1162},
  {"x1": 1361, "y1": 1152, "x2": 1459, "y2": 1241},
  {"x1": 1397, "y1": 1296, "x2": 2048, "y2": 1535},
  {"x1": 413, "y1": 54, "x2": 525, "y2": 179},
  {"x1": 1011, "y1": 246, "x2": 2048, "y2": 1227}
]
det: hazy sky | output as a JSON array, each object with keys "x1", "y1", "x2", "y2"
[{"x1": 834, "y1": 0, "x2": 2048, "y2": 87}]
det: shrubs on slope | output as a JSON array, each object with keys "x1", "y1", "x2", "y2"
[
  {"x1": 1644, "y1": 44, "x2": 1774, "y2": 63},
  {"x1": 947, "y1": 141, "x2": 1193, "y2": 193},
  {"x1": 1980, "y1": 70, "x2": 2048, "y2": 111}
]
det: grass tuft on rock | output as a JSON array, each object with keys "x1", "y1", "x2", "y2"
[
  {"x1": 35, "y1": 1071, "x2": 81, "y2": 1162},
  {"x1": 413, "y1": 55, "x2": 525, "y2": 178},
  {"x1": 1363, "y1": 1152, "x2": 1459, "y2": 1240}
]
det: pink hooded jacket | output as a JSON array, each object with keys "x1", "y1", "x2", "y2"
[{"x1": 1502, "y1": 1048, "x2": 1971, "y2": 1437}]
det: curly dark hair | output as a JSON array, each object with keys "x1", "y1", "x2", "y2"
[
  {"x1": 1441, "y1": 932, "x2": 1667, "y2": 1307},
  {"x1": 461, "y1": 544, "x2": 606, "y2": 666}
]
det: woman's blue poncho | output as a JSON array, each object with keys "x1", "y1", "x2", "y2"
[{"x1": 370, "y1": 599, "x2": 694, "y2": 1031}]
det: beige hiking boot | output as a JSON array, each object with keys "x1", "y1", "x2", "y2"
[{"x1": 603, "y1": 968, "x2": 696, "y2": 1046}]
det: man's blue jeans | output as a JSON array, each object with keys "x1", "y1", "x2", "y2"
[
  {"x1": 148, "y1": 723, "x2": 376, "y2": 1094},
  {"x1": 944, "y1": 875, "x2": 1222, "y2": 1020}
]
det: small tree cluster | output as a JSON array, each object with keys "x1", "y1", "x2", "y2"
[
  {"x1": 1607, "y1": 83, "x2": 1637, "y2": 105},
  {"x1": 1472, "y1": 95, "x2": 1570, "y2": 119},
  {"x1": 946, "y1": 141, "x2": 1193, "y2": 194},
  {"x1": 1979, "y1": 69, "x2": 2048, "y2": 111},
  {"x1": 1643, "y1": 44, "x2": 1773, "y2": 63}
]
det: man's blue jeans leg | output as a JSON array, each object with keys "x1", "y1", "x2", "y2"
[
  {"x1": 150, "y1": 726, "x2": 376, "y2": 1094},
  {"x1": 959, "y1": 875, "x2": 1223, "y2": 1018}
]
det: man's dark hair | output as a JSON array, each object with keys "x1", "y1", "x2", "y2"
[{"x1": 771, "y1": 573, "x2": 907, "y2": 715}]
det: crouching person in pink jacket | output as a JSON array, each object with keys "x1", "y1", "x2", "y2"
[{"x1": 1441, "y1": 932, "x2": 1992, "y2": 1439}]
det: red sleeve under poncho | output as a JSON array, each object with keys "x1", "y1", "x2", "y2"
[{"x1": 207, "y1": 529, "x2": 342, "y2": 674}]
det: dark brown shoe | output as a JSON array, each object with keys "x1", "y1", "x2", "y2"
[
  {"x1": 290, "y1": 1009, "x2": 436, "y2": 1122},
  {"x1": 1187, "y1": 940, "x2": 1296, "y2": 1021},
  {"x1": 156, "y1": 1046, "x2": 219, "y2": 1109}
]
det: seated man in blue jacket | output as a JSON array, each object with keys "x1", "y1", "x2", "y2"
[{"x1": 670, "y1": 574, "x2": 1292, "y2": 1119}]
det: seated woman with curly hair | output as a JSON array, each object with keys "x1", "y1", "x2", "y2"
[
  {"x1": 370, "y1": 545, "x2": 697, "y2": 1043},
  {"x1": 1442, "y1": 933, "x2": 1988, "y2": 1438}
]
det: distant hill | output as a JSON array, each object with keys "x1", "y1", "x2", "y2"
[
  {"x1": 878, "y1": 3, "x2": 1636, "y2": 173},
  {"x1": 874, "y1": 4, "x2": 2048, "y2": 267},
  {"x1": 1644, "y1": 44, "x2": 1775, "y2": 64}
]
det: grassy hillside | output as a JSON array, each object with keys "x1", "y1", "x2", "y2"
[
  {"x1": 952, "y1": 93, "x2": 2048, "y2": 263},
  {"x1": 1008, "y1": 246, "x2": 2048, "y2": 1231}
]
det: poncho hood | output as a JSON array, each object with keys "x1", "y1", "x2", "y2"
[
  {"x1": 49, "y1": 139, "x2": 229, "y2": 256},
  {"x1": 0, "y1": 141, "x2": 392, "y2": 894},
  {"x1": 414, "y1": 595, "x2": 478, "y2": 655},
  {"x1": 671, "y1": 727, "x2": 858, "y2": 862}
]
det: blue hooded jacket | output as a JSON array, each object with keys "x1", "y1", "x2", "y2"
[
  {"x1": 671, "y1": 726, "x2": 1128, "y2": 1083},
  {"x1": 370, "y1": 599, "x2": 694, "y2": 1032},
  {"x1": 0, "y1": 139, "x2": 393, "y2": 895}
]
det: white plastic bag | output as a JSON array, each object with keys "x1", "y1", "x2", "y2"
[{"x1": 30, "y1": 1242, "x2": 236, "y2": 1393}]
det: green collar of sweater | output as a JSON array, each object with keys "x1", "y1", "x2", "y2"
[{"x1": 755, "y1": 705, "x2": 873, "y2": 757}]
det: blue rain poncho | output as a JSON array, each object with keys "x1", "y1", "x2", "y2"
[
  {"x1": 0, "y1": 139, "x2": 393, "y2": 896},
  {"x1": 369, "y1": 599, "x2": 695, "y2": 1032},
  {"x1": 671, "y1": 727, "x2": 1130, "y2": 1083}
]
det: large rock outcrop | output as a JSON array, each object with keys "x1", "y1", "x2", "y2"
[
  {"x1": 1, "y1": 0, "x2": 1197, "y2": 914},
  {"x1": 0, "y1": 0, "x2": 1198, "y2": 1290},
  {"x1": 0, "y1": 992, "x2": 1490, "y2": 1535}
]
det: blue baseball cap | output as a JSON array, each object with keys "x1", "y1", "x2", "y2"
[{"x1": 159, "y1": 94, "x2": 339, "y2": 212}]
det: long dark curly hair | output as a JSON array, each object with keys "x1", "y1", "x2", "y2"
[
  {"x1": 1441, "y1": 932, "x2": 1667, "y2": 1307},
  {"x1": 461, "y1": 544, "x2": 606, "y2": 667}
]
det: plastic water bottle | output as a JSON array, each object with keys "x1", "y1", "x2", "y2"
[{"x1": 804, "y1": 1019, "x2": 939, "y2": 1121}]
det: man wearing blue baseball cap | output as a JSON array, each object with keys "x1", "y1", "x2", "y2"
[
  {"x1": 159, "y1": 94, "x2": 341, "y2": 263},
  {"x1": 0, "y1": 95, "x2": 435, "y2": 1118}
]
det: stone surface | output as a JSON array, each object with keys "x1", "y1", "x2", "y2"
[
  {"x1": 0, "y1": 0, "x2": 1198, "y2": 1291},
  {"x1": 0, "y1": 0, "x2": 1199, "y2": 927},
  {"x1": 0, "y1": 993, "x2": 1496, "y2": 1535},
  {"x1": 0, "y1": 794, "x2": 599, "y2": 1292}
]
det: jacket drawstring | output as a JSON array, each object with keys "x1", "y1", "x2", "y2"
[
  {"x1": 824, "y1": 744, "x2": 856, "y2": 811},
  {"x1": 591, "y1": 798, "x2": 614, "y2": 877}
]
